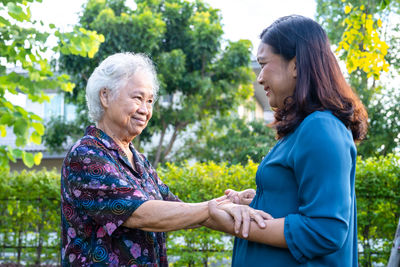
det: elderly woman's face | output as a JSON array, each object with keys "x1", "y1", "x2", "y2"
[{"x1": 101, "y1": 71, "x2": 154, "y2": 140}]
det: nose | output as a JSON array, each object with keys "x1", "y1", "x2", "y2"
[
  {"x1": 257, "y1": 70, "x2": 264, "y2": 85},
  {"x1": 137, "y1": 101, "x2": 150, "y2": 115}
]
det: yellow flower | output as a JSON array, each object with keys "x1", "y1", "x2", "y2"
[
  {"x1": 345, "y1": 5, "x2": 352, "y2": 14},
  {"x1": 377, "y1": 19, "x2": 382, "y2": 28}
]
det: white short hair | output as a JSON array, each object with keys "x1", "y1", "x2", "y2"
[{"x1": 86, "y1": 52, "x2": 159, "y2": 123}]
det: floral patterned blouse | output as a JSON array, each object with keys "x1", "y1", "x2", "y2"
[{"x1": 61, "y1": 126, "x2": 180, "y2": 266}]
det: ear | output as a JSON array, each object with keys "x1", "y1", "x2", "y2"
[
  {"x1": 289, "y1": 57, "x2": 297, "y2": 78},
  {"x1": 99, "y1": 88, "x2": 110, "y2": 109}
]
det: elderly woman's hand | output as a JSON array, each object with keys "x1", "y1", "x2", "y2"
[
  {"x1": 225, "y1": 188, "x2": 256, "y2": 205},
  {"x1": 209, "y1": 198, "x2": 273, "y2": 238}
]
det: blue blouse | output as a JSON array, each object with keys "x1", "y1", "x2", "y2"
[{"x1": 232, "y1": 111, "x2": 358, "y2": 266}]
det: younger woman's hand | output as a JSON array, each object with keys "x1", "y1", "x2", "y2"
[
  {"x1": 225, "y1": 188, "x2": 256, "y2": 205},
  {"x1": 209, "y1": 199, "x2": 273, "y2": 238}
]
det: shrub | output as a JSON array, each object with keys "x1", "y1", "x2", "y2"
[
  {"x1": 0, "y1": 169, "x2": 60, "y2": 265},
  {"x1": 356, "y1": 154, "x2": 400, "y2": 266},
  {"x1": 158, "y1": 160, "x2": 258, "y2": 266},
  {"x1": 0, "y1": 155, "x2": 398, "y2": 266}
]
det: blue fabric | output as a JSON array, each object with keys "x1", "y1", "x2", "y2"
[{"x1": 232, "y1": 111, "x2": 358, "y2": 267}]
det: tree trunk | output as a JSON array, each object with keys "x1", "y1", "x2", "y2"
[
  {"x1": 35, "y1": 218, "x2": 43, "y2": 266},
  {"x1": 153, "y1": 122, "x2": 167, "y2": 168},
  {"x1": 161, "y1": 124, "x2": 181, "y2": 160},
  {"x1": 387, "y1": 216, "x2": 400, "y2": 267},
  {"x1": 17, "y1": 228, "x2": 22, "y2": 267}
]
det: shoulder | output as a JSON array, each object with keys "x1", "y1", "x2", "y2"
[
  {"x1": 288, "y1": 111, "x2": 356, "y2": 167},
  {"x1": 292, "y1": 111, "x2": 354, "y2": 150},
  {"x1": 298, "y1": 111, "x2": 352, "y2": 138},
  {"x1": 64, "y1": 135, "x2": 114, "y2": 167}
]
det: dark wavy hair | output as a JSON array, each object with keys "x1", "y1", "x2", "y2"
[{"x1": 260, "y1": 15, "x2": 368, "y2": 142}]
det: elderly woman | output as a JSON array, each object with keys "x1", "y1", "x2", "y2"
[
  {"x1": 60, "y1": 53, "x2": 270, "y2": 266},
  {"x1": 209, "y1": 15, "x2": 368, "y2": 266}
]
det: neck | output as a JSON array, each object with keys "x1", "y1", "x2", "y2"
[{"x1": 96, "y1": 120, "x2": 134, "y2": 151}]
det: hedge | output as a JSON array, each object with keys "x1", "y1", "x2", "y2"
[
  {"x1": 0, "y1": 155, "x2": 398, "y2": 266},
  {"x1": 0, "y1": 170, "x2": 60, "y2": 265}
]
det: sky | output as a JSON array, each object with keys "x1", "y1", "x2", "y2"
[{"x1": 29, "y1": 0, "x2": 317, "y2": 56}]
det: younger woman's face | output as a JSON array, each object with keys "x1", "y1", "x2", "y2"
[{"x1": 256, "y1": 43, "x2": 297, "y2": 109}]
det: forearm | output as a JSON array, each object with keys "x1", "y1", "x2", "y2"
[
  {"x1": 245, "y1": 218, "x2": 287, "y2": 248},
  {"x1": 212, "y1": 214, "x2": 287, "y2": 248},
  {"x1": 199, "y1": 217, "x2": 230, "y2": 232},
  {"x1": 123, "y1": 200, "x2": 209, "y2": 232}
]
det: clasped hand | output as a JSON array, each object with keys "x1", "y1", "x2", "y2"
[
  {"x1": 209, "y1": 196, "x2": 273, "y2": 238},
  {"x1": 224, "y1": 188, "x2": 256, "y2": 205}
]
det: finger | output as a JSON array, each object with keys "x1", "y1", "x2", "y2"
[
  {"x1": 232, "y1": 209, "x2": 242, "y2": 235},
  {"x1": 259, "y1": 210, "x2": 274, "y2": 220},
  {"x1": 251, "y1": 212, "x2": 266, "y2": 228},
  {"x1": 241, "y1": 198, "x2": 252, "y2": 205},
  {"x1": 215, "y1": 195, "x2": 227, "y2": 202},
  {"x1": 233, "y1": 195, "x2": 240, "y2": 204},
  {"x1": 224, "y1": 189, "x2": 233, "y2": 195},
  {"x1": 227, "y1": 191, "x2": 236, "y2": 199},
  {"x1": 242, "y1": 209, "x2": 250, "y2": 238}
]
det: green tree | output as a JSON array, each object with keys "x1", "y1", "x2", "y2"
[
  {"x1": 55, "y1": 0, "x2": 255, "y2": 167},
  {"x1": 175, "y1": 114, "x2": 276, "y2": 165},
  {"x1": 316, "y1": 0, "x2": 400, "y2": 157},
  {"x1": 0, "y1": 0, "x2": 104, "y2": 169}
]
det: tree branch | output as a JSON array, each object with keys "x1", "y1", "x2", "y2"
[
  {"x1": 153, "y1": 121, "x2": 167, "y2": 168},
  {"x1": 161, "y1": 121, "x2": 188, "y2": 163}
]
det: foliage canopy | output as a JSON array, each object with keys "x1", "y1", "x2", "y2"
[
  {"x1": 55, "y1": 0, "x2": 255, "y2": 167},
  {"x1": 0, "y1": 0, "x2": 104, "y2": 169}
]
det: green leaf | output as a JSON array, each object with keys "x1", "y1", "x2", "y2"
[
  {"x1": 30, "y1": 114, "x2": 43, "y2": 121},
  {"x1": 32, "y1": 122, "x2": 45, "y2": 135},
  {"x1": 7, "y1": 2, "x2": 27, "y2": 22},
  {"x1": 13, "y1": 118, "x2": 29, "y2": 136},
  {"x1": 0, "y1": 15, "x2": 11, "y2": 26},
  {"x1": 0, "y1": 113, "x2": 14, "y2": 126},
  {"x1": 7, "y1": 203, "x2": 13, "y2": 216},
  {"x1": 15, "y1": 136, "x2": 27, "y2": 147},
  {"x1": 7, "y1": 146, "x2": 22, "y2": 159},
  {"x1": 30, "y1": 131, "x2": 42, "y2": 144},
  {"x1": 22, "y1": 151, "x2": 34, "y2": 168}
]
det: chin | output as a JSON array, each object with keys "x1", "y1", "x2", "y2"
[{"x1": 133, "y1": 127, "x2": 146, "y2": 136}]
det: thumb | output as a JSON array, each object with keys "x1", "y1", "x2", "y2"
[
  {"x1": 215, "y1": 195, "x2": 227, "y2": 202},
  {"x1": 225, "y1": 189, "x2": 233, "y2": 195}
]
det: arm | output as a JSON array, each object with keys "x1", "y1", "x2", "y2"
[
  {"x1": 123, "y1": 200, "x2": 209, "y2": 232},
  {"x1": 283, "y1": 114, "x2": 356, "y2": 263},
  {"x1": 208, "y1": 200, "x2": 287, "y2": 248},
  {"x1": 124, "y1": 197, "x2": 270, "y2": 234}
]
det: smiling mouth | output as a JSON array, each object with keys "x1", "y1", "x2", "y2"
[
  {"x1": 131, "y1": 117, "x2": 146, "y2": 125},
  {"x1": 265, "y1": 87, "x2": 271, "y2": 96}
]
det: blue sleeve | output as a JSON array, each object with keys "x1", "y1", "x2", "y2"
[{"x1": 284, "y1": 114, "x2": 355, "y2": 263}]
